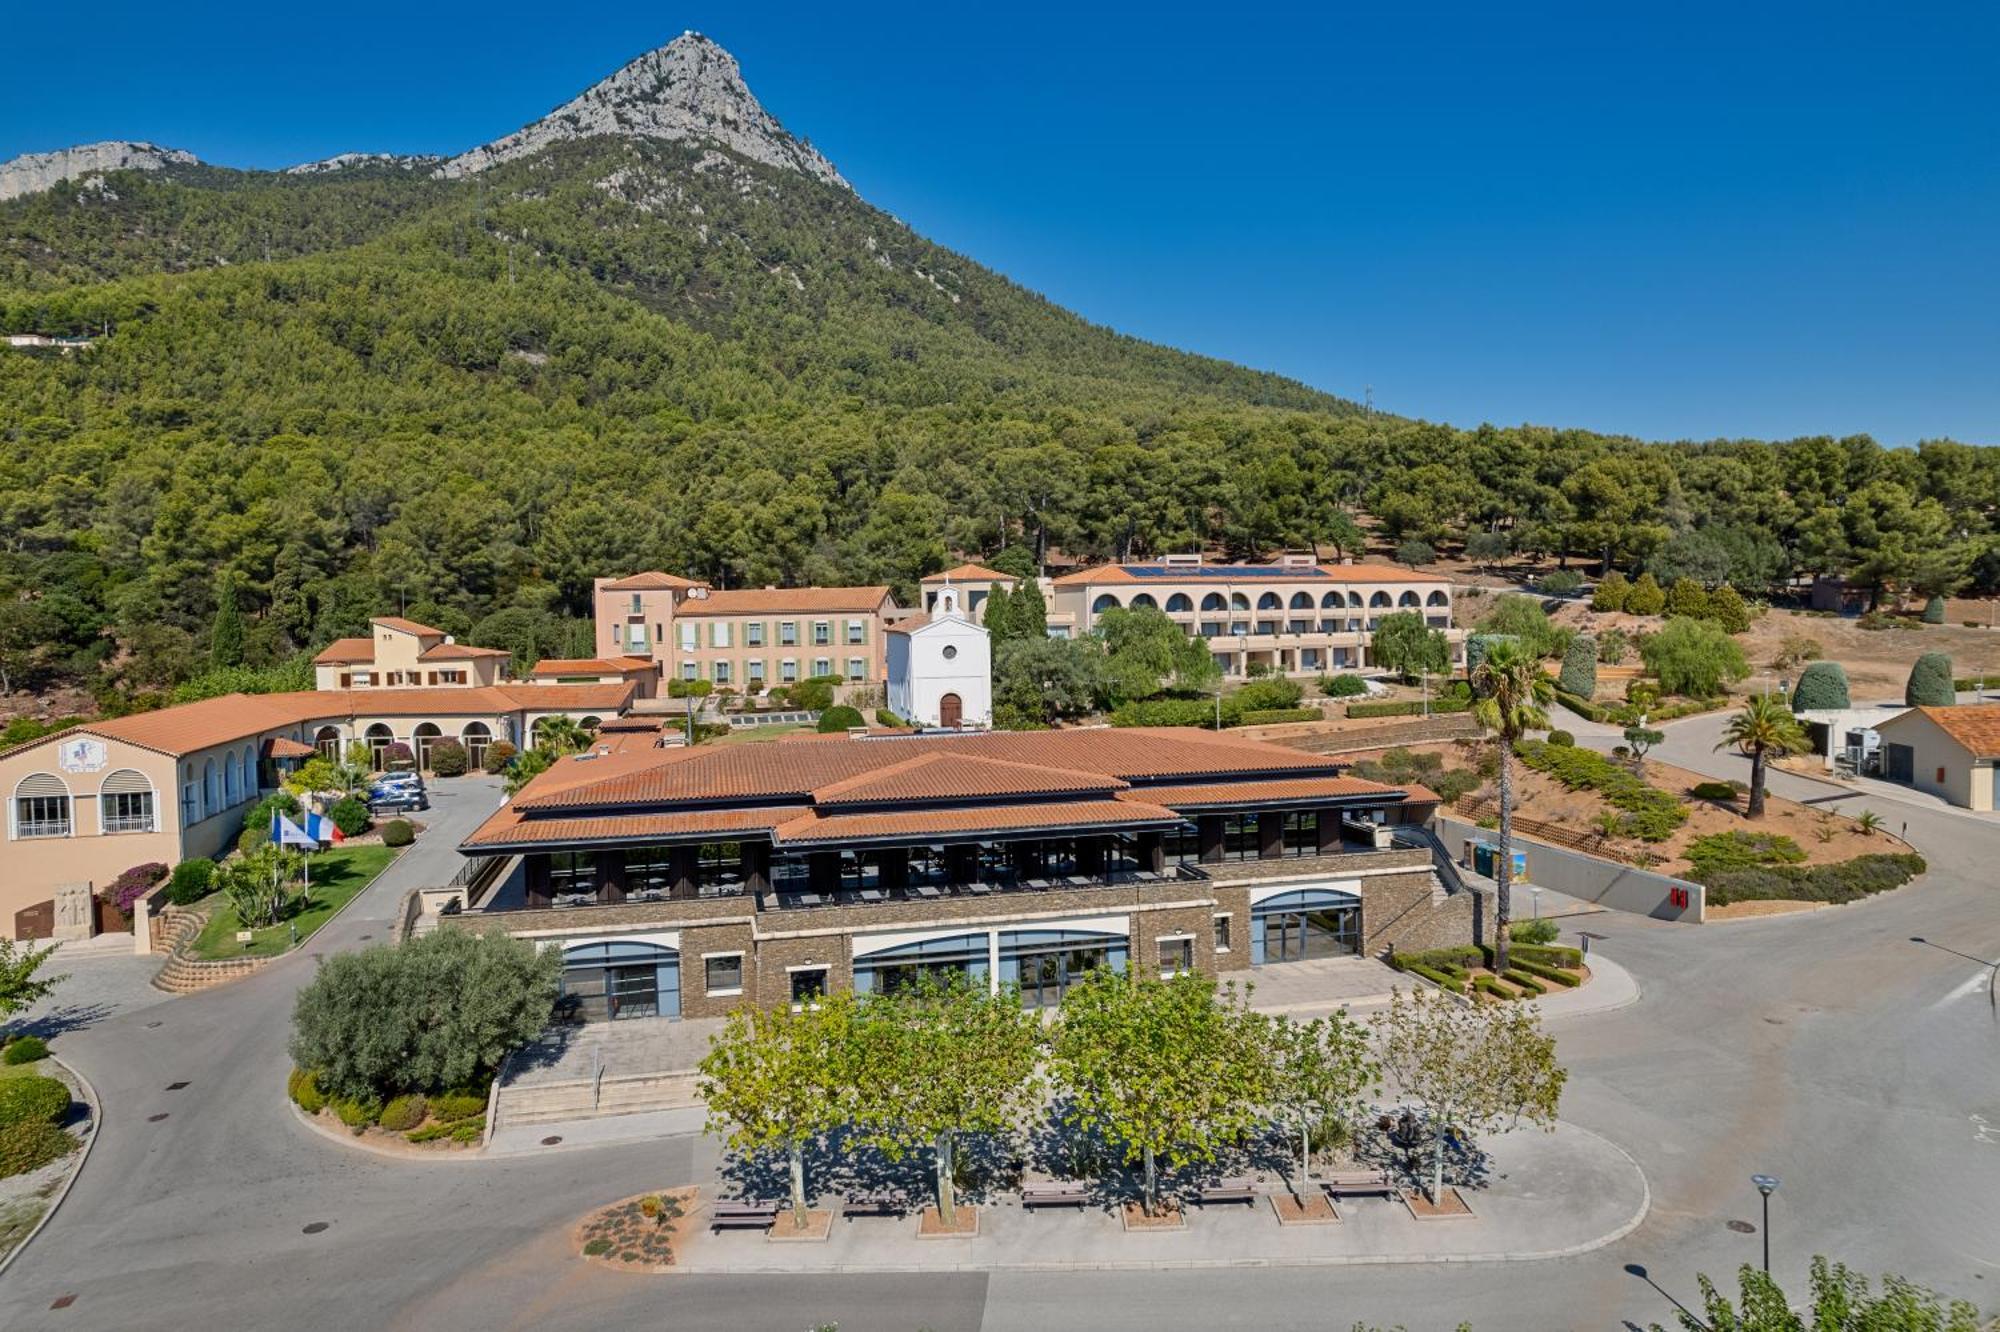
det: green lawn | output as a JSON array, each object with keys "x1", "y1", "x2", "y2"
[
  {"x1": 191, "y1": 845, "x2": 399, "y2": 960},
  {"x1": 711, "y1": 723, "x2": 815, "y2": 745}
]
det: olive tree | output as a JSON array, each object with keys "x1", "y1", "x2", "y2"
[
  {"x1": 699, "y1": 990, "x2": 862, "y2": 1226},
  {"x1": 1048, "y1": 970, "x2": 1268, "y2": 1215},
  {"x1": 850, "y1": 973, "x2": 1043, "y2": 1225},
  {"x1": 1371, "y1": 987, "x2": 1565, "y2": 1205}
]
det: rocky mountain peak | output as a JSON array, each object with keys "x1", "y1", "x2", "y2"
[
  {"x1": 437, "y1": 32, "x2": 847, "y2": 190},
  {"x1": 0, "y1": 141, "x2": 201, "y2": 203}
]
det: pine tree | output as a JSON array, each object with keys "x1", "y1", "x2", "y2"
[{"x1": 209, "y1": 573, "x2": 246, "y2": 669}]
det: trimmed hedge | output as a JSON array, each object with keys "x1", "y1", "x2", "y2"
[
  {"x1": 0, "y1": 1121, "x2": 77, "y2": 1178},
  {"x1": 874, "y1": 708, "x2": 907, "y2": 728},
  {"x1": 816, "y1": 704, "x2": 865, "y2": 733},
  {"x1": 166, "y1": 857, "x2": 218, "y2": 906},
  {"x1": 1512, "y1": 943, "x2": 1585, "y2": 969},
  {"x1": 0, "y1": 1075, "x2": 71, "y2": 1129},
  {"x1": 1239, "y1": 707, "x2": 1321, "y2": 726},
  {"x1": 1402, "y1": 963, "x2": 1464, "y2": 993},
  {"x1": 1515, "y1": 739, "x2": 1689, "y2": 840},
  {"x1": 3, "y1": 1036, "x2": 50, "y2": 1065},
  {"x1": 288, "y1": 1067, "x2": 326, "y2": 1115},
  {"x1": 1346, "y1": 697, "x2": 1472, "y2": 719},
  {"x1": 1697, "y1": 853, "x2": 1926, "y2": 906},
  {"x1": 1473, "y1": 975, "x2": 1520, "y2": 1001},
  {"x1": 378, "y1": 1093, "x2": 429, "y2": 1132},
  {"x1": 381, "y1": 819, "x2": 415, "y2": 848},
  {"x1": 1554, "y1": 689, "x2": 1609, "y2": 722},
  {"x1": 431, "y1": 1090, "x2": 488, "y2": 1122},
  {"x1": 1320, "y1": 673, "x2": 1369, "y2": 697},
  {"x1": 1511, "y1": 958, "x2": 1581, "y2": 987},
  {"x1": 1503, "y1": 969, "x2": 1548, "y2": 995}
]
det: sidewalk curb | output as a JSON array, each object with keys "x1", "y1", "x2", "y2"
[{"x1": 0, "y1": 1054, "x2": 102, "y2": 1279}]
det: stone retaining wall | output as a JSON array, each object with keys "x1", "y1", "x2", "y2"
[{"x1": 150, "y1": 907, "x2": 276, "y2": 993}]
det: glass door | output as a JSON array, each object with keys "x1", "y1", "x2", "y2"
[
  {"x1": 1265, "y1": 913, "x2": 1306, "y2": 962},
  {"x1": 609, "y1": 965, "x2": 660, "y2": 1019},
  {"x1": 563, "y1": 969, "x2": 610, "y2": 1023}
]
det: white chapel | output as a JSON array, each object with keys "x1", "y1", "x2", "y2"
[{"x1": 885, "y1": 586, "x2": 992, "y2": 729}]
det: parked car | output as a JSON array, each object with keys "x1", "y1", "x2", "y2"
[
  {"x1": 368, "y1": 787, "x2": 429, "y2": 814},
  {"x1": 372, "y1": 771, "x2": 426, "y2": 790}
]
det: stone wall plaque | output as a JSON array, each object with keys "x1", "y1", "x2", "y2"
[{"x1": 54, "y1": 881, "x2": 96, "y2": 942}]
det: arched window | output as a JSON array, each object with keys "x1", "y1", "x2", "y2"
[
  {"x1": 1165, "y1": 593, "x2": 1194, "y2": 613},
  {"x1": 1092, "y1": 594, "x2": 1121, "y2": 614},
  {"x1": 364, "y1": 723, "x2": 395, "y2": 770},
  {"x1": 1229, "y1": 592, "x2": 1250, "y2": 612},
  {"x1": 1130, "y1": 593, "x2": 1158, "y2": 610},
  {"x1": 1321, "y1": 591, "x2": 1344, "y2": 608},
  {"x1": 202, "y1": 758, "x2": 220, "y2": 816},
  {"x1": 460, "y1": 722, "x2": 492, "y2": 771},
  {"x1": 580, "y1": 716, "x2": 603, "y2": 733},
  {"x1": 12, "y1": 772, "x2": 72, "y2": 838},
  {"x1": 1427, "y1": 590, "x2": 1449, "y2": 606},
  {"x1": 243, "y1": 744, "x2": 258, "y2": 800},
  {"x1": 1399, "y1": 591, "x2": 1421, "y2": 607},
  {"x1": 1369, "y1": 591, "x2": 1393, "y2": 608},
  {"x1": 1200, "y1": 592, "x2": 1227, "y2": 612},
  {"x1": 99, "y1": 768, "x2": 155, "y2": 834},
  {"x1": 223, "y1": 753, "x2": 241, "y2": 806},
  {"x1": 412, "y1": 722, "x2": 443, "y2": 770},
  {"x1": 1289, "y1": 592, "x2": 1314, "y2": 610},
  {"x1": 314, "y1": 726, "x2": 342, "y2": 761}
]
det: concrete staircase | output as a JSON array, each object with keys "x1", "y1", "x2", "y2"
[{"x1": 493, "y1": 1069, "x2": 703, "y2": 1129}]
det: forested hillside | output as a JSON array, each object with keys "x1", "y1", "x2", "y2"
[{"x1": 2, "y1": 129, "x2": 1997, "y2": 712}]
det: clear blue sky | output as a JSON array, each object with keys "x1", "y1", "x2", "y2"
[{"x1": 5, "y1": 1, "x2": 1996, "y2": 445}]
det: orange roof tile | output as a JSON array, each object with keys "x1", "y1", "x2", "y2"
[
  {"x1": 371, "y1": 616, "x2": 445, "y2": 636},
  {"x1": 677, "y1": 586, "x2": 895, "y2": 616},
  {"x1": 885, "y1": 614, "x2": 930, "y2": 635},
  {"x1": 463, "y1": 803, "x2": 805, "y2": 850},
  {"x1": 419, "y1": 642, "x2": 508, "y2": 661},
  {"x1": 813, "y1": 752, "x2": 1125, "y2": 807},
  {"x1": 528, "y1": 657, "x2": 656, "y2": 677},
  {"x1": 263, "y1": 736, "x2": 317, "y2": 760},
  {"x1": 313, "y1": 637, "x2": 375, "y2": 664},
  {"x1": 772, "y1": 799, "x2": 1181, "y2": 846},
  {"x1": 922, "y1": 563, "x2": 1018, "y2": 584},
  {"x1": 1137, "y1": 775, "x2": 1406, "y2": 808},
  {"x1": 1051, "y1": 562, "x2": 1448, "y2": 587},
  {"x1": 1885, "y1": 704, "x2": 2000, "y2": 757},
  {"x1": 601, "y1": 571, "x2": 706, "y2": 591}
]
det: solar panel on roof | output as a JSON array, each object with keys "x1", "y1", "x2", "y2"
[{"x1": 1121, "y1": 565, "x2": 1329, "y2": 579}]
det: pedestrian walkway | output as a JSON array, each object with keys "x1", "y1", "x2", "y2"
[
  {"x1": 1240, "y1": 955, "x2": 1409, "y2": 1015},
  {"x1": 656, "y1": 1118, "x2": 1647, "y2": 1273}
]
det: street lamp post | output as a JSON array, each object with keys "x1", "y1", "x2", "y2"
[
  {"x1": 1751, "y1": 1173, "x2": 1780, "y2": 1273},
  {"x1": 1531, "y1": 885, "x2": 1542, "y2": 920}
]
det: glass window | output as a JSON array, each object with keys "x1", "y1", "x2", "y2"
[
  {"x1": 746, "y1": 622, "x2": 764, "y2": 647},
  {"x1": 101, "y1": 790, "x2": 154, "y2": 834},
  {"x1": 790, "y1": 968, "x2": 828, "y2": 1007},
  {"x1": 845, "y1": 619, "x2": 865, "y2": 645},
  {"x1": 1162, "y1": 821, "x2": 1198, "y2": 864},
  {"x1": 624, "y1": 847, "x2": 673, "y2": 897},
  {"x1": 812, "y1": 621, "x2": 831, "y2": 646},
  {"x1": 14, "y1": 794, "x2": 71, "y2": 838},
  {"x1": 813, "y1": 657, "x2": 832, "y2": 678},
  {"x1": 1222, "y1": 814, "x2": 1260, "y2": 862},
  {"x1": 711, "y1": 621, "x2": 732, "y2": 648},
  {"x1": 846, "y1": 657, "x2": 865, "y2": 681},
  {"x1": 1283, "y1": 811, "x2": 1319, "y2": 857},
  {"x1": 1159, "y1": 937, "x2": 1194, "y2": 976},
  {"x1": 697, "y1": 841, "x2": 744, "y2": 895},
  {"x1": 747, "y1": 659, "x2": 765, "y2": 684},
  {"x1": 779, "y1": 621, "x2": 798, "y2": 646},
  {"x1": 547, "y1": 851, "x2": 596, "y2": 898},
  {"x1": 713, "y1": 660, "x2": 732, "y2": 684},
  {"x1": 678, "y1": 623, "x2": 697, "y2": 652},
  {"x1": 705, "y1": 954, "x2": 744, "y2": 994},
  {"x1": 1213, "y1": 914, "x2": 1232, "y2": 952},
  {"x1": 629, "y1": 594, "x2": 642, "y2": 613},
  {"x1": 780, "y1": 659, "x2": 798, "y2": 683},
  {"x1": 681, "y1": 661, "x2": 698, "y2": 681}
]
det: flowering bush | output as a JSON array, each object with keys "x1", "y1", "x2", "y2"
[{"x1": 103, "y1": 862, "x2": 169, "y2": 919}]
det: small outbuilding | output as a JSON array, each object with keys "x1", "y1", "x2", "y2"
[
  {"x1": 1872, "y1": 704, "x2": 2000, "y2": 810},
  {"x1": 885, "y1": 587, "x2": 991, "y2": 729}
]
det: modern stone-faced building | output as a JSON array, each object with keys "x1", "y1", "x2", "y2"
[{"x1": 452, "y1": 727, "x2": 1476, "y2": 1021}]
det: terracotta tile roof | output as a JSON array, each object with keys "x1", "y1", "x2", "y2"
[
  {"x1": 598, "y1": 716, "x2": 666, "y2": 732},
  {"x1": 528, "y1": 657, "x2": 656, "y2": 677},
  {"x1": 885, "y1": 615, "x2": 930, "y2": 635},
  {"x1": 1051, "y1": 562, "x2": 1447, "y2": 587},
  {"x1": 419, "y1": 642, "x2": 508, "y2": 661},
  {"x1": 1886, "y1": 704, "x2": 2000, "y2": 757},
  {"x1": 677, "y1": 586, "x2": 895, "y2": 616},
  {"x1": 601, "y1": 571, "x2": 705, "y2": 591},
  {"x1": 771, "y1": 799, "x2": 1181, "y2": 846},
  {"x1": 1137, "y1": 775, "x2": 1406, "y2": 808},
  {"x1": 313, "y1": 637, "x2": 376, "y2": 665},
  {"x1": 923, "y1": 563, "x2": 1017, "y2": 584},
  {"x1": 517, "y1": 727, "x2": 1343, "y2": 812},
  {"x1": 492, "y1": 683, "x2": 637, "y2": 713},
  {"x1": 370, "y1": 616, "x2": 444, "y2": 636},
  {"x1": 463, "y1": 803, "x2": 805, "y2": 850},
  {"x1": 40, "y1": 693, "x2": 325, "y2": 759},
  {"x1": 263, "y1": 736, "x2": 317, "y2": 760},
  {"x1": 812, "y1": 752, "x2": 1126, "y2": 807}
]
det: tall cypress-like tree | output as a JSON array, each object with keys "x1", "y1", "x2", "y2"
[
  {"x1": 983, "y1": 582, "x2": 1014, "y2": 639},
  {"x1": 1008, "y1": 577, "x2": 1048, "y2": 640},
  {"x1": 209, "y1": 573, "x2": 246, "y2": 669}
]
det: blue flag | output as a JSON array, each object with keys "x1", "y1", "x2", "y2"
[{"x1": 272, "y1": 813, "x2": 317, "y2": 848}]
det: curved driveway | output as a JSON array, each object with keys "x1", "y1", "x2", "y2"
[{"x1": 3, "y1": 745, "x2": 1997, "y2": 1331}]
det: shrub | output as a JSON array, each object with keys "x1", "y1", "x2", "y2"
[
  {"x1": 382, "y1": 742, "x2": 416, "y2": 771},
  {"x1": 104, "y1": 862, "x2": 169, "y2": 919},
  {"x1": 1557, "y1": 634, "x2": 1596, "y2": 699},
  {"x1": 378, "y1": 1093, "x2": 429, "y2": 1132},
  {"x1": 290, "y1": 931, "x2": 559, "y2": 1103},
  {"x1": 329, "y1": 797, "x2": 372, "y2": 837},
  {"x1": 1396, "y1": 538, "x2": 1437, "y2": 566},
  {"x1": 1591, "y1": 570, "x2": 1630, "y2": 612},
  {"x1": 1625, "y1": 572, "x2": 1666, "y2": 616},
  {"x1": 816, "y1": 704, "x2": 865, "y2": 733},
  {"x1": 1640, "y1": 617, "x2": 1750, "y2": 696},
  {"x1": 1790, "y1": 661, "x2": 1850, "y2": 711},
  {"x1": 2, "y1": 1036, "x2": 49, "y2": 1065},
  {"x1": 432, "y1": 1090, "x2": 488, "y2": 1122},
  {"x1": 1906, "y1": 652, "x2": 1955, "y2": 707},
  {"x1": 1239, "y1": 707, "x2": 1320, "y2": 725},
  {"x1": 1706, "y1": 584, "x2": 1751, "y2": 633},
  {"x1": 874, "y1": 708, "x2": 907, "y2": 728},
  {"x1": 1686, "y1": 831, "x2": 1809, "y2": 876},
  {"x1": 1515, "y1": 739, "x2": 1688, "y2": 840},
  {"x1": 1690, "y1": 780, "x2": 1740, "y2": 802},
  {"x1": 288, "y1": 1067, "x2": 327, "y2": 1115},
  {"x1": 1537, "y1": 570, "x2": 1585, "y2": 597},
  {"x1": 1512, "y1": 943, "x2": 1585, "y2": 969},
  {"x1": 1509, "y1": 918, "x2": 1559, "y2": 945},
  {"x1": 0, "y1": 1121, "x2": 77, "y2": 1178},
  {"x1": 428, "y1": 738, "x2": 468, "y2": 777},
  {"x1": 381, "y1": 819, "x2": 415, "y2": 848},
  {"x1": 1698, "y1": 853, "x2": 1926, "y2": 905},
  {"x1": 1667, "y1": 577, "x2": 1710, "y2": 619},
  {"x1": 333, "y1": 1096, "x2": 381, "y2": 1131},
  {"x1": 1474, "y1": 975, "x2": 1519, "y2": 1001},
  {"x1": 1234, "y1": 677, "x2": 1305, "y2": 711},
  {"x1": 791, "y1": 678, "x2": 836, "y2": 712},
  {"x1": 483, "y1": 740, "x2": 517, "y2": 771},
  {"x1": 1511, "y1": 958, "x2": 1580, "y2": 987},
  {"x1": 237, "y1": 822, "x2": 271, "y2": 854},
  {"x1": 0, "y1": 1075, "x2": 71, "y2": 1128},
  {"x1": 1596, "y1": 627, "x2": 1631, "y2": 664},
  {"x1": 450, "y1": 1121, "x2": 483, "y2": 1144},
  {"x1": 1345, "y1": 698, "x2": 1473, "y2": 719},
  {"x1": 1318, "y1": 673, "x2": 1368, "y2": 697},
  {"x1": 166, "y1": 857, "x2": 219, "y2": 906},
  {"x1": 1502, "y1": 970, "x2": 1547, "y2": 996},
  {"x1": 1922, "y1": 594, "x2": 1946, "y2": 624},
  {"x1": 1546, "y1": 729, "x2": 1575, "y2": 747}
]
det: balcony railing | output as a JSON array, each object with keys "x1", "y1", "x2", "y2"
[{"x1": 765, "y1": 861, "x2": 1207, "y2": 911}]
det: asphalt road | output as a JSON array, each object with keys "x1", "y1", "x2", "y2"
[{"x1": 3, "y1": 746, "x2": 1997, "y2": 1332}]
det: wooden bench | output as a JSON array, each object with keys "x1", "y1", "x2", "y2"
[
  {"x1": 1020, "y1": 1181, "x2": 1090, "y2": 1209},
  {"x1": 710, "y1": 1200, "x2": 782, "y2": 1230},
  {"x1": 1195, "y1": 1177, "x2": 1258, "y2": 1207},
  {"x1": 842, "y1": 1189, "x2": 911, "y2": 1220},
  {"x1": 1320, "y1": 1169, "x2": 1396, "y2": 1199}
]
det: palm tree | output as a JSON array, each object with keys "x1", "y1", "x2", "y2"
[
  {"x1": 532, "y1": 715, "x2": 587, "y2": 758},
  {"x1": 1470, "y1": 639, "x2": 1553, "y2": 975},
  {"x1": 1714, "y1": 695, "x2": 1809, "y2": 818}
]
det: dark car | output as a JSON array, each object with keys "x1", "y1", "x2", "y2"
[{"x1": 368, "y1": 787, "x2": 429, "y2": 814}]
